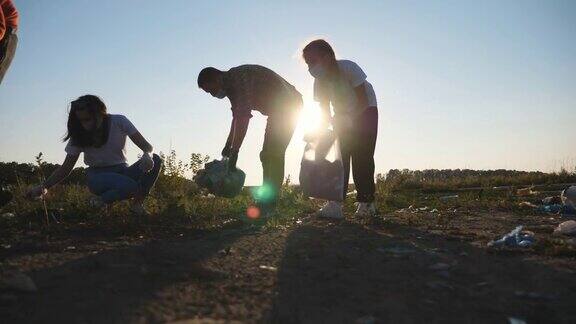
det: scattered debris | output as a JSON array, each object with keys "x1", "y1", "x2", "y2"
[
  {"x1": 516, "y1": 187, "x2": 536, "y2": 196},
  {"x1": 378, "y1": 246, "x2": 416, "y2": 256},
  {"x1": 346, "y1": 190, "x2": 358, "y2": 197},
  {"x1": 439, "y1": 195, "x2": 459, "y2": 201},
  {"x1": 218, "y1": 247, "x2": 234, "y2": 256},
  {"x1": 542, "y1": 196, "x2": 562, "y2": 205},
  {"x1": 487, "y1": 226, "x2": 535, "y2": 248},
  {"x1": 553, "y1": 220, "x2": 576, "y2": 236},
  {"x1": 518, "y1": 201, "x2": 538, "y2": 208},
  {"x1": 395, "y1": 206, "x2": 437, "y2": 214},
  {"x1": 537, "y1": 204, "x2": 563, "y2": 214},
  {"x1": 259, "y1": 265, "x2": 277, "y2": 271},
  {"x1": 0, "y1": 272, "x2": 37, "y2": 292},
  {"x1": 508, "y1": 317, "x2": 527, "y2": 324},
  {"x1": 0, "y1": 212, "x2": 15, "y2": 219}
]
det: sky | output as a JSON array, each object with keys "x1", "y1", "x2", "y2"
[{"x1": 0, "y1": 0, "x2": 575, "y2": 185}]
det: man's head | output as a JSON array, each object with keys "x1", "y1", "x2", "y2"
[{"x1": 198, "y1": 67, "x2": 226, "y2": 98}]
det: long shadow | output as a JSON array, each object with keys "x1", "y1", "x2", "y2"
[
  {"x1": 0, "y1": 224, "x2": 253, "y2": 323},
  {"x1": 267, "y1": 220, "x2": 576, "y2": 323}
]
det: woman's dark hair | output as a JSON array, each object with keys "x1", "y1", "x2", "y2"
[
  {"x1": 303, "y1": 39, "x2": 337, "y2": 64},
  {"x1": 64, "y1": 95, "x2": 110, "y2": 148}
]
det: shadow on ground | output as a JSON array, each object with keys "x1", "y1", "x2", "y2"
[{"x1": 267, "y1": 219, "x2": 576, "y2": 323}]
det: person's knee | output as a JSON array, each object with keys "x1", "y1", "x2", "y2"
[
  {"x1": 152, "y1": 153, "x2": 162, "y2": 163},
  {"x1": 152, "y1": 153, "x2": 163, "y2": 168},
  {"x1": 120, "y1": 181, "x2": 139, "y2": 198},
  {"x1": 86, "y1": 175, "x2": 102, "y2": 195}
]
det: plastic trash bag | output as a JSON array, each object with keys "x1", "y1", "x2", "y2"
[
  {"x1": 553, "y1": 220, "x2": 576, "y2": 236},
  {"x1": 299, "y1": 130, "x2": 345, "y2": 201},
  {"x1": 194, "y1": 159, "x2": 246, "y2": 198},
  {"x1": 487, "y1": 226, "x2": 535, "y2": 248},
  {"x1": 561, "y1": 186, "x2": 576, "y2": 210}
]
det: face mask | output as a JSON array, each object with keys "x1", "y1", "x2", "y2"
[
  {"x1": 308, "y1": 64, "x2": 326, "y2": 79},
  {"x1": 213, "y1": 89, "x2": 227, "y2": 99}
]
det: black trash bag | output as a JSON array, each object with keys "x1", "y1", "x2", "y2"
[{"x1": 194, "y1": 159, "x2": 246, "y2": 198}]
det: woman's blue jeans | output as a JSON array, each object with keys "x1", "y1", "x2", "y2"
[{"x1": 86, "y1": 154, "x2": 163, "y2": 204}]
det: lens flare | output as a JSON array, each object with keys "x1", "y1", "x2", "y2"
[
  {"x1": 246, "y1": 206, "x2": 260, "y2": 219},
  {"x1": 252, "y1": 184, "x2": 275, "y2": 203}
]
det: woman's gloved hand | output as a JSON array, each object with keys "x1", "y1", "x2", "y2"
[{"x1": 139, "y1": 152, "x2": 154, "y2": 173}]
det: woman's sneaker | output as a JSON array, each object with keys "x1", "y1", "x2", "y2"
[
  {"x1": 354, "y1": 202, "x2": 377, "y2": 217},
  {"x1": 317, "y1": 201, "x2": 344, "y2": 219}
]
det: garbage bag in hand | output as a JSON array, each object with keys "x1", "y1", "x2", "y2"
[
  {"x1": 299, "y1": 130, "x2": 345, "y2": 201},
  {"x1": 194, "y1": 159, "x2": 246, "y2": 198}
]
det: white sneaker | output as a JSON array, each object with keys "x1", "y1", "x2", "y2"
[
  {"x1": 355, "y1": 202, "x2": 377, "y2": 217},
  {"x1": 317, "y1": 201, "x2": 344, "y2": 219}
]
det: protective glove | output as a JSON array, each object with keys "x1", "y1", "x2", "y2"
[{"x1": 139, "y1": 152, "x2": 154, "y2": 173}]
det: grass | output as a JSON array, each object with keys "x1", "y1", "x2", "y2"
[{"x1": 1, "y1": 151, "x2": 575, "y2": 243}]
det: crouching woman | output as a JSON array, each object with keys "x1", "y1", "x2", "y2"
[{"x1": 27, "y1": 95, "x2": 162, "y2": 215}]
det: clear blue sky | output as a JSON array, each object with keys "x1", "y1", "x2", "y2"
[{"x1": 1, "y1": 0, "x2": 575, "y2": 185}]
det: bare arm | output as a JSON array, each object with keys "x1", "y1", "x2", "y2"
[
  {"x1": 42, "y1": 154, "x2": 79, "y2": 189},
  {"x1": 129, "y1": 132, "x2": 153, "y2": 153},
  {"x1": 230, "y1": 116, "x2": 250, "y2": 152}
]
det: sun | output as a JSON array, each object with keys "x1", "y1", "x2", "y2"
[{"x1": 297, "y1": 99, "x2": 324, "y2": 137}]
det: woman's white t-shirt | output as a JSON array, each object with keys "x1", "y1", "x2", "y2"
[
  {"x1": 313, "y1": 60, "x2": 377, "y2": 115},
  {"x1": 65, "y1": 114, "x2": 138, "y2": 167}
]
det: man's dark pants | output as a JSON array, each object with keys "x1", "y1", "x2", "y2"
[
  {"x1": 259, "y1": 101, "x2": 302, "y2": 204},
  {"x1": 0, "y1": 28, "x2": 18, "y2": 84}
]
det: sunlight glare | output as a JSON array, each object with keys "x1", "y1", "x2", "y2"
[{"x1": 297, "y1": 99, "x2": 324, "y2": 138}]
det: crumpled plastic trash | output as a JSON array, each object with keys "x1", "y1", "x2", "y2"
[
  {"x1": 542, "y1": 196, "x2": 562, "y2": 205},
  {"x1": 488, "y1": 226, "x2": 535, "y2": 248},
  {"x1": 194, "y1": 159, "x2": 246, "y2": 198},
  {"x1": 537, "y1": 204, "x2": 563, "y2": 214},
  {"x1": 553, "y1": 220, "x2": 576, "y2": 236},
  {"x1": 517, "y1": 187, "x2": 537, "y2": 196},
  {"x1": 299, "y1": 130, "x2": 344, "y2": 201}
]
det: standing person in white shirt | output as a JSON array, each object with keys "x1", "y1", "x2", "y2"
[
  {"x1": 302, "y1": 39, "x2": 379, "y2": 218},
  {"x1": 26, "y1": 95, "x2": 162, "y2": 215}
]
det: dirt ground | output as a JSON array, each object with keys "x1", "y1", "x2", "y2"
[{"x1": 1, "y1": 204, "x2": 576, "y2": 323}]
